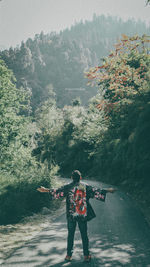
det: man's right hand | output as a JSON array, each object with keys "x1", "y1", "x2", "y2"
[{"x1": 37, "y1": 186, "x2": 49, "y2": 193}]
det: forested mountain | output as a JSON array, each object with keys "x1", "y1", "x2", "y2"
[{"x1": 0, "y1": 15, "x2": 149, "y2": 111}]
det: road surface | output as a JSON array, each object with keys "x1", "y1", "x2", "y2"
[{"x1": 2, "y1": 180, "x2": 150, "y2": 266}]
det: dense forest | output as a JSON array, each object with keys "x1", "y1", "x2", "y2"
[{"x1": 0, "y1": 15, "x2": 150, "y2": 225}]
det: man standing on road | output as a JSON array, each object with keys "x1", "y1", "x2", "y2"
[{"x1": 37, "y1": 170, "x2": 116, "y2": 262}]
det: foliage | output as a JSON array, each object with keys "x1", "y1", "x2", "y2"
[
  {"x1": 0, "y1": 165, "x2": 58, "y2": 225},
  {"x1": 0, "y1": 59, "x2": 32, "y2": 174},
  {"x1": 0, "y1": 60, "x2": 59, "y2": 225},
  {"x1": 32, "y1": 87, "x2": 64, "y2": 169},
  {"x1": 86, "y1": 34, "x2": 150, "y2": 182},
  {"x1": 32, "y1": 98, "x2": 98, "y2": 175},
  {"x1": 86, "y1": 34, "x2": 150, "y2": 110}
]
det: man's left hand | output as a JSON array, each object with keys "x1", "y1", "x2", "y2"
[{"x1": 107, "y1": 188, "x2": 117, "y2": 193}]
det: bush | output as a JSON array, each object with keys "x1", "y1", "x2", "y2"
[{"x1": 0, "y1": 165, "x2": 59, "y2": 225}]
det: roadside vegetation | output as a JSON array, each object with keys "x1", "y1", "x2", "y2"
[{"x1": 0, "y1": 59, "x2": 59, "y2": 224}]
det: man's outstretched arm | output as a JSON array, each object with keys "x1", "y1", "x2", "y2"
[
  {"x1": 37, "y1": 186, "x2": 65, "y2": 199},
  {"x1": 87, "y1": 185, "x2": 117, "y2": 202},
  {"x1": 37, "y1": 183, "x2": 75, "y2": 199}
]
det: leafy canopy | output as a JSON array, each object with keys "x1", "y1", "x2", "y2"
[{"x1": 86, "y1": 34, "x2": 150, "y2": 115}]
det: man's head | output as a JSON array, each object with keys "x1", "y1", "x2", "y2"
[{"x1": 71, "y1": 170, "x2": 81, "y2": 183}]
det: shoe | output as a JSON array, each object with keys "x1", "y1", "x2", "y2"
[
  {"x1": 65, "y1": 255, "x2": 72, "y2": 261},
  {"x1": 84, "y1": 255, "x2": 91, "y2": 262}
]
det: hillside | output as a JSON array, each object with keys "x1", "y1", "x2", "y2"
[{"x1": 1, "y1": 15, "x2": 149, "y2": 111}]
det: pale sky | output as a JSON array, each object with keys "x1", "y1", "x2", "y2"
[{"x1": 0, "y1": 0, "x2": 150, "y2": 49}]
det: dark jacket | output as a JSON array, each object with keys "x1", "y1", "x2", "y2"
[{"x1": 50, "y1": 181, "x2": 107, "y2": 221}]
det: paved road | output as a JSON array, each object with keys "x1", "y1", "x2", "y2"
[{"x1": 2, "y1": 180, "x2": 150, "y2": 266}]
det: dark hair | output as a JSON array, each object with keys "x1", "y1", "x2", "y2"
[{"x1": 71, "y1": 170, "x2": 81, "y2": 182}]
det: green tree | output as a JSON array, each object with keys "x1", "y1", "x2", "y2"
[
  {"x1": 86, "y1": 34, "x2": 150, "y2": 181},
  {"x1": 86, "y1": 34, "x2": 150, "y2": 118},
  {"x1": 0, "y1": 61, "x2": 59, "y2": 224},
  {"x1": 0, "y1": 59, "x2": 33, "y2": 174},
  {"x1": 33, "y1": 91, "x2": 63, "y2": 169}
]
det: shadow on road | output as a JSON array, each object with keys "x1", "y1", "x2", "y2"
[
  {"x1": 2, "y1": 183, "x2": 150, "y2": 266},
  {"x1": 3, "y1": 215, "x2": 150, "y2": 266}
]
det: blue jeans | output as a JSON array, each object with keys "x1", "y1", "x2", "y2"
[{"x1": 67, "y1": 219, "x2": 89, "y2": 256}]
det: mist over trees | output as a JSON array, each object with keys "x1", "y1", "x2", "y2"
[{"x1": 0, "y1": 15, "x2": 149, "y2": 111}]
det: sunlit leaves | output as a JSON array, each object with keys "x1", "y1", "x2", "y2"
[{"x1": 86, "y1": 35, "x2": 150, "y2": 115}]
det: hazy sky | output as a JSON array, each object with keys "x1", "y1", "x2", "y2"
[{"x1": 0, "y1": 0, "x2": 150, "y2": 49}]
